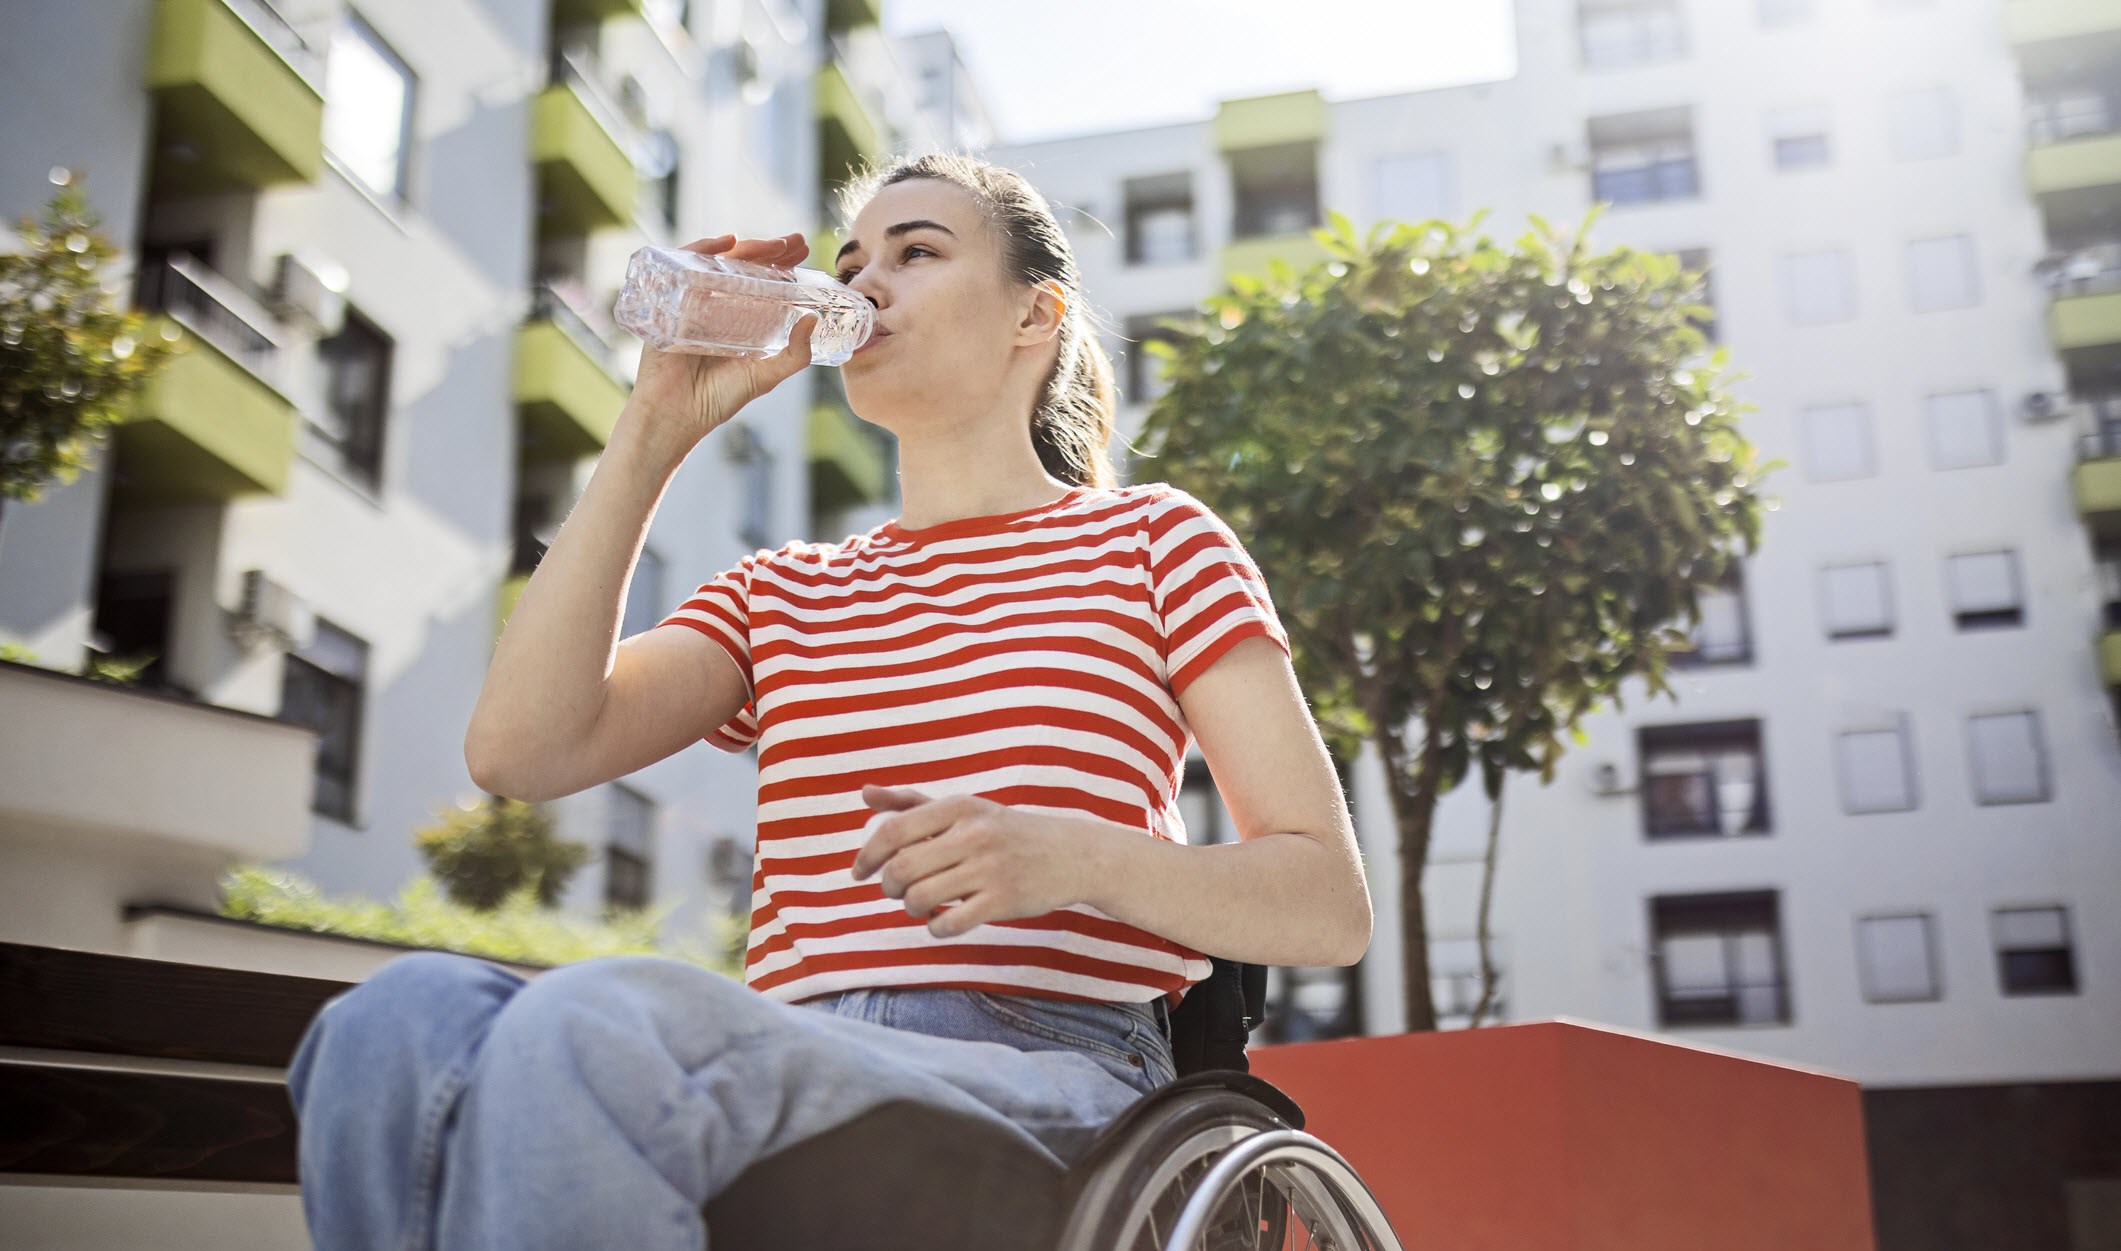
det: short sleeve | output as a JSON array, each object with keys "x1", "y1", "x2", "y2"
[
  {"x1": 656, "y1": 549, "x2": 767, "y2": 752},
  {"x1": 1143, "y1": 487, "x2": 1291, "y2": 697}
]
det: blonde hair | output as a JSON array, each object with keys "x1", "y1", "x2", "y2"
[{"x1": 838, "y1": 152, "x2": 1119, "y2": 489}]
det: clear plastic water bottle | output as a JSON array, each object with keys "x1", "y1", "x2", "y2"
[{"x1": 612, "y1": 245, "x2": 876, "y2": 366}]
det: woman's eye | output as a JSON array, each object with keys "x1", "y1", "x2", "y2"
[{"x1": 834, "y1": 245, "x2": 932, "y2": 284}]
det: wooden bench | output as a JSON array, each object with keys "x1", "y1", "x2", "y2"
[{"x1": 0, "y1": 940, "x2": 1085, "y2": 1249}]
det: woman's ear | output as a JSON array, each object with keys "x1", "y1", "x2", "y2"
[{"x1": 1016, "y1": 280, "x2": 1067, "y2": 344}]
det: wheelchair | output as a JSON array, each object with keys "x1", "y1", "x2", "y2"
[{"x1": 705, "y1": 958, "x2": 1406, "y2": 1250}]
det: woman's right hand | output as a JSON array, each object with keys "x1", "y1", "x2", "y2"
[{"x1": 626, "y1": 231, "x2": 822, "y2": 449}]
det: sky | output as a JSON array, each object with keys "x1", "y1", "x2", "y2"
[{"x1": 879, "y1": 1, "x2": 1519, "y2": 147}]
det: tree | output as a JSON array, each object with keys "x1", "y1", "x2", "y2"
[
  {"x1": 0, "y1": 169, "x2": 176, "y2": 533},
  {"x1": 1136, "y1": 206, "x2": 1770, "y2": 1032},
  {"x1": 414, "y1": 797, "x2": 595, "y2": 910}
]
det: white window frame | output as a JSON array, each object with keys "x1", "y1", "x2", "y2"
[
  {"x1": 1857, "y1": 913, "x2": 1941, "y2": 1003},
  {"x1": 1966, "y1": 711, "x2": 2050, "y2": 805}
]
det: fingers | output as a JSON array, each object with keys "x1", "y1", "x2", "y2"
[{"x1": 683, "y1": 231, "x2": 807, "y2": 267}]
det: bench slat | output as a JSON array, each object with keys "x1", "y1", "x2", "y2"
[
  {"x1": 0, "y1": 941, "x2": 351, "y2": 1068},
  {"x1": 0, "y1": 1062, "x2": 297, "y2": 1184}
]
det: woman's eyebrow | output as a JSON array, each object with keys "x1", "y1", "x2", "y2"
[{"x1": 835, "y1": 220, "x2": 957, "y2": 265}]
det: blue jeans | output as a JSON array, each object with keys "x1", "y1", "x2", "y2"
[{"x1": 286, "y1": 951, "x2": 1178, "y2": 1251}]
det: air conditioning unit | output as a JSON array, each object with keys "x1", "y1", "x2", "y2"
[
  {"x1": 1590, "y1": 761, "x2": 1636, "y2": 796},
  {"x1": 269, "y1": 251, "x2": 349, "y2": 337},
  {"x1": 1548, "y1": 138, "x2": 1591, "y2": 172},
  {"x1": 230, "y1": 569, "x2": 317, "y2": 653},
  {"x1": 2018, "y1": 390, "x2": 2069, "y2": 423}
]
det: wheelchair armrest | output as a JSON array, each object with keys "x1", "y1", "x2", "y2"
[{"x1": 704, "y1": 1099, "x2": 1066, "y2": 1251}]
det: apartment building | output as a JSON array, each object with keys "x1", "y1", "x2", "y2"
[
  {"x1": 0, "y1": 0, "x2": 980, "y2": 955},
  {"x1": 993, "y1": 0, "x2": 2121, "y2": 1241}
]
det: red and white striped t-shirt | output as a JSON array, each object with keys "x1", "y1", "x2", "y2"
[{"x1": 657, "y1": 481, "x2": 1289, "y2": 1007}]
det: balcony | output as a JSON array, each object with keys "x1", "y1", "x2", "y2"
[
  {"x1": 2028, "y1": 130, "x2": 2121, "y2": 197},
  {"x1": 0, "y1": 659, "x2": 315, "y2": 949},
  {"x1": 809, "y1": 399, "x2": 889, "y2": 512},
  {"x1": 550, "y1": 0, "x2": 644, "y2": 25},
  {"x1": 2102, "y1": 629, "x2": 2121, "y2": 686},
  {"x1": 1214, "y1": 90, "x2": 1327, "y2": 153},
  {"x1": 2004, "y1": 0, "x2": 2121, "y2": 48},
  {"x1": 514, "y1": 286, "x2": 627, "y2": 462},
  {"x1": 117, "y1": 254, "x2": 297, "y2": 504},
  {"x1": 532, "y1": 56, "x2": 637, "y2": 236},
  {"x1": 1220, "y1": 233, "x2": 1332, "y2": 286},
  {"x1": 2076, "y1": 426, "x2": 2121, "y2": 537},
  {"x1": 145, "y1": 0, "x2": 324, "y2": 195},
  {"x1": 825, "y1": 0, "x2": 883, "y2": 34},
  {"x1": 817, "y1": 59, "x2": 886, "y2": 190}
]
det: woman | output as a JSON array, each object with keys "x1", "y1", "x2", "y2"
[{"x1": 288, "y1": 152, "x2": 1371, "y2": 1250}]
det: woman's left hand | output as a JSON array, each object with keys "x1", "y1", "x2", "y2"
[{"x1": 850, "y1": 784, "x2": 1092, "y2": 938}]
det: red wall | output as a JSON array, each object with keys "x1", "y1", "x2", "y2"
[{"x1": 1247, "y1": 1020, "x2": 1876, "y2": 1250}]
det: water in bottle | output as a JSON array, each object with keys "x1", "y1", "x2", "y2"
[{"x1": 612, "y1": 245, "x2": 876, "y2": 366}]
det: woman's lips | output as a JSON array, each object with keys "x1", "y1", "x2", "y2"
[{"x1": 853, "y1": 329, "x2": 893, "y2": 356}]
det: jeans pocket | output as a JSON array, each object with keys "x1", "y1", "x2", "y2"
[{"x1": 967, "y1": 991, "x2": 1148, "y2": 1070}]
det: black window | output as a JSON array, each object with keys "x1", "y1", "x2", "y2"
[
  {"x1": 315, "y1": 306, "x2": 392, "y2": 490},
  {"x1": 606, "y1": 784, "x2": 655, "y2": 910},
  {"x1": 1650, "y1": 890, "x2": 1791, "y2": 1027},
  {"x1": 1229, "y1": 142, "x2": 1320, "y2": 239},
  {"x1": 1669, "y1": 564, "x2": 1749, "y2": 666},
  {"x1": 1123, "y1": 172, "x2": 1196, "y2": 265},
  {"x1": 90, "y1": 570, "x2": 180, "y2": 696},
  {"x1": 1638, "y1": 719, "x2": 1770, "y2": 838},
  {"x1": 1122, "y1": 311, "x2": 1191, "y2": 407},
  {"x1": 280, "y1": 618, "x2": 368, "y2": 823},
  {"x1": 1993, "y1": 906, "x2": 2077, "y2": 996}
]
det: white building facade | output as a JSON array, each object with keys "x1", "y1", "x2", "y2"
[{"x1": 994, "y1": 1, "x2": 2121, "y2": 1242}]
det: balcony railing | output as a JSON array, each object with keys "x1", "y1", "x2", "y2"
[
  {"x1": 2035, "y1": 240, "x2": 2121, "y2": 298},
  {"x1": 221, "y1": 0, "x2": 324, "y2": 87},
  {"x1": 2083, "y1": 425, "x2": 2121, "y2": 461},
  {"x1": 135, "y1": 253, "x2": 282, "y2": 387},
  {"x1": 547, "y1": 49, "x2": 636, "y2": 151},
  {"x1": 530, "y1": 282, "x2": 617, "y2": 373}
]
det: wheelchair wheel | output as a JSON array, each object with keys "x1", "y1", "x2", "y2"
[
  {"x1": 1056, "y1": 1088, "x2": 1297, "y2": 1251},
  {"x1": 1159, "y1": 1128, "x2": 1405, "y2": 1251}
]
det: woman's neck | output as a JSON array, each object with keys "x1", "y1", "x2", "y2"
[{"x1": 889, "y1": 433, "x2": 1075, "y2": 531}]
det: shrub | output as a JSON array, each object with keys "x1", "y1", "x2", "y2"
[{"x1": 414, "y1": 796, "x2": 593, "y2": 909}]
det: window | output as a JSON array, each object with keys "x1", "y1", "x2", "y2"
[
  {"x1": 1780, "y1": 250, "x2": 1857, "y2": 324},
  {"x1": 1590, "y1": 135, "x2": 1700, "y2": 206},
  {"x1": 1967, "y1": 711, "x2": 2049, "y2": 805},
  {"x1": 1908, "y1": 235, "x2": 1981, "y2": 312},
  {"x1": 1430, "y1": 936, "x2": 1506, "y2": 1030},
  {"x1": 1924, "y1": 389, "x2": 2003, "y2": 469},
  {"x1": 1639, "y1": 720, "x2": 1769, "y2": 838},
  {"x1": 1229, "y1": 142, "x2": 1320, "y2": 239},
  {"x1": 1371, "y1": 153, "x2": 1455, "y2": 226},
  {"x1": 1176, "y1": 757, "x2": 1229, "y2": 845},
  {"x1": 1650, "y1": 891, "x2": 1790, "y2": 1027},
  {"x1": 1886, "y1": 87, "x2": 1959, "y2": 162},
  {"x1": 1857, "y1": 914, "x2": 1940, "y2": 1003},
  {"x1": 1671, "y1": 565, "x2": 1751, "y2": 666},
  {"x1": 623, "y1": 546, "x2": 666, "y2": 639},
  {"x1": 1768, "y1": 104, "x2": 1831, "y2": 171},
  {"x1": 1122, "y1": 173, "x2": 1196, "y2": 266},
  {"x1": 2026, "y1": 87, "x2": 2112, "y2": 146},
  {"x1": 1945, "y1": 551, "x2": 2023, "y2": 631},
  {"x1": 1820, "y1": 562, "x2": 1894, "y2": 639},
  {"x1": 323, "y1": 11, "x2": 416, "y2": 203},
  {"x1": 1122, "y1": 311, "x2": 1191, "y2": 407},
  {"x1": 1993, "y1": 906, "x2": 2077, "y2": 995},
  {"x1": 1799, "y1": 401, "x2": 1878, "y2": 481},
  {"x1": 1577, "y1": 0, "x2": 1685, "y2": 71},
  {"x1": 1262, "y1": 964, "x2": 1365, "y2": 1043},
  {"x1": 1837, "y1": 721, "x2": 1917, "y2": 814},
  {"x1": 280, "y1": 618, "x2": 368, "y2": 824},
  {"x1": 606, "y1": 784, "x2": 656, "y2": 909},
  {"x1": 641, "y1": 128, "x2": 681, "y2": 235},
  {"x1": 720, "y1": 421, "x2": 774, "y2": 549},
  {"x1": 2097, "y1": 542, "x2": 2121, "y2": 630},
  {"x1": 1670, "y1": 247, "x2": 1718, "y2": 344},
  {"x1": 314, "y1": 306, "x2": 392, "y2": 490}
]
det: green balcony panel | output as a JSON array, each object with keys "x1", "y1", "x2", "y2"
[
  {"x1": 2005, "y1": 0, "x2": 2121, "y2": 46},
  {"x1": 2050, "y1": 289, "x2": 2121, "y2": 351},
  {"x1": 809, "y1": 401, "x2": 888, "y2": 511},
  {"x1": 816, "y1": 62, "x2": 885, "y2": 189},
  {"x1": 146, "y1": 0, "x2": 324, "y2": 195},
  {"x1": 1220, "y1": 233, "x2": 1333, "y2": 287},
  {"x1": 825, "y1": 0, "x2": 883, "y2": 34},
  {"x1": 496, "y1": 572, "x2": 531, "y2": 637},
  {"x1": 1214, "y1": 90, "x2": 1327, "y2": 154},
  {"x1": 2102, "y1": 630, "x2": 2121, "y2": 686},
  {"x1": 114, "y1": 316, "x2": 296, "y2": 504},
  {"x1": 551, "y1": 0, "x2": 645, "y2": 25},
  {"x1": 808, "y1": 222, "x2": 848, "y2": 273},
  {"x1": 532, "y1": 83, "x2": 637, "y2": 235},
  {"x1": 513, "y1": 320, "x2": 627, "y2": 462},
  {"x1": 2028, "y1": 132, "x2": 2121, "y2": 196},
  {"x1": 2075, "y1": 454, "x2": 2121, "y2": 536}
]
